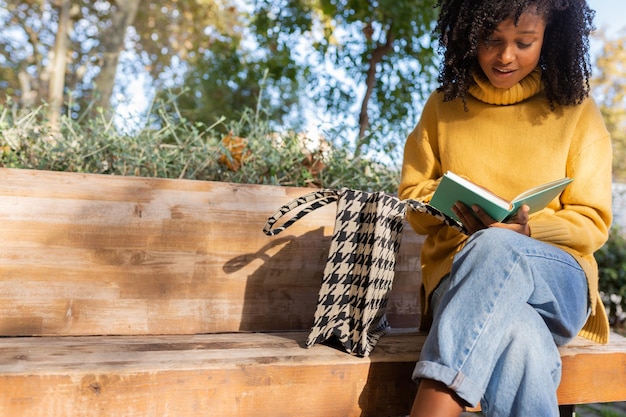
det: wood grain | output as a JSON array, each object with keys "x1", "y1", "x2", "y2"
[
  {"x1": 0, "y1": 331, "x2": 624, "y2": 416},
  {"x1": 0, "y1": 168, "x2": 422, "y2": 336},
  {"x1": 558, "y1": 332, "x2": 626, "y2": 404},
  {"x1": 0, "y1": 331, "x2": 421, "y2": 417}
]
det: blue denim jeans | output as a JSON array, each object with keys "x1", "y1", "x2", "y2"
[{"x1": 413, "y1": 228, "x2": 589, "y2": 417}]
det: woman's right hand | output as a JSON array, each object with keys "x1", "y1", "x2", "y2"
[{"x1": 453, "y1": 202, "x2": 530, "y2": 236}]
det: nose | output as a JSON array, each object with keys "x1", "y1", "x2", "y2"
[{"x1": 497, "y1": 44, "x2": 515, "y2": 64}]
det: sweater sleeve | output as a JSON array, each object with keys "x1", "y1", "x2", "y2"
[{"x1": 529, "y1": 98, "x2": 612, "y2": 256}]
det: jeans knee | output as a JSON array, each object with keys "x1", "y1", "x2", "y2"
[
  {"x1": 504, "y1": 312, "x2": 562, "y2": 380},
  {"x1": 455, "y1": 228, "x2": 524, "y2": 269}
]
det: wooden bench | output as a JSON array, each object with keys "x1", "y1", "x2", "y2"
[{"x1": 0, "y1": 167, "x2": 624, "y2": 417}]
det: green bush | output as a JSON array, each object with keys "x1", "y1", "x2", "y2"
[
  {"x1": 595, "y1": 225, "x2": 626, "y2": 329},
  {"x1": 0, "y1": 98, "x2": 400, "y2": 193}
]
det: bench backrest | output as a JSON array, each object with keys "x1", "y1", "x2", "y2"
[{"x1": 0, "y1": 168, "x2": 423, "y2": 337}]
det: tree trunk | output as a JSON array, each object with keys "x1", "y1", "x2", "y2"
[
  {"x1": 48, "y1": 0, "x2": 71, "y2": 132},
  {"x1": 92, "y1": 0, "x2": 141, "y2": 112},
  {"x1": 356, "y1": 28, "x2": 394, "y2": 157}
]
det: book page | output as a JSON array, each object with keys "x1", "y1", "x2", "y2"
[{"x1": 512, "y1": 177, "x2": 573, "y2": 202}]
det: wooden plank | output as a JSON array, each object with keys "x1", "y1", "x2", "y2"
[
  {"x1": 0, "y1": 168, "x2": 422, "y2": 336},
  {"x1": 0, "y1": 332, "x2": 422, "y2": 417},
  {"x1": 0, "y1": 332, "x2": 624, "y2": 416},
  {"x1": 558, "y1": 332, "x2": 626, "y2": 404}
]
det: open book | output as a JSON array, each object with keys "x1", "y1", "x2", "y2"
[{"x1": 430, "y1": 171, "x2": 572, "y2": 223}]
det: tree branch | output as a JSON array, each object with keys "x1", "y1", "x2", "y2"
[{"x1": 356, "y1": 24, "x2": 395, "y2": 156}]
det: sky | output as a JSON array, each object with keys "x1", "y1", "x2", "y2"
[{"x1": 588, "y1": 0, "x2": 624, "y2": 43}]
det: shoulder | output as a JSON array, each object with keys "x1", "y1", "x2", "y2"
[
  {"x1": 554, "y1": 94, "x2": 602, "y2": 115},
  {"x1": 555, "y1": 95, "x2": 607, "y2": 129},
  {"x1": 422, "y1": 90, "x2": 466, "y2": 116},
  {"x1": 554, "y1": 95, "x2": 611, "y2": 152},
  {"x1": 422, "y1": 90, "x2": 445, "y2": 109}
]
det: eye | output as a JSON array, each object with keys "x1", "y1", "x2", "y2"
[
  {"x1": 484, "y1": 38, "x2": 501, "y2": 47},
  {"x1": 517, "y1": 42, "x2": 532, "y2": 48}
]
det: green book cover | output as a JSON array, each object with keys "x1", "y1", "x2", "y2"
[{"x1": 430, "y1": 171, "x2": 573, "y2": 223}]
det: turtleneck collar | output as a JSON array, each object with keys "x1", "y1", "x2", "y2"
[{"x1": 468, "y1": 68, "x2": 543, "y2": 105}]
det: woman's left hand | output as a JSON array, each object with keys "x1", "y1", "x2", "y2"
[{"x1": 453, "y1": 202, "x2": 530, "y2": 236}]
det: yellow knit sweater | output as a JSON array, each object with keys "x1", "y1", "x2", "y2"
[{"x1": 399, "y1": 70, "x2": 613, "y2": 343}]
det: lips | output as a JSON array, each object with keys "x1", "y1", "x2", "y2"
[{"x1": 494, "y1": 67, "x2": 516, "y2": 73}]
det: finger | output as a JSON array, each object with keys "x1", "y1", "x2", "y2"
[
  {"x1": 453, "y1": 202, "x2": 485, "y2": 233},
  {"x1": 518, "y1": 204, "x2": 530, "y2": 222},
  {"x1": 508, "y1": 204, "x2": 530, "y2": 225},
  {"x1": 470, "y1": 205, "x2": 496, "y2": 226},
  {"x1": 453, "y1": 202, "x2": 475, "y2": 224}
]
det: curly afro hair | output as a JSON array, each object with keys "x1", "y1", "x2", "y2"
[{"x1": 434, "y1": 0, "x2": 595, "y2": 108}]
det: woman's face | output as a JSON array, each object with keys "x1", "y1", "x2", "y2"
[{"x1": 477, "y1": 11, "x2": 546, "y2": 89}]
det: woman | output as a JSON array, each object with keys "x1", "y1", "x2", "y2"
[{"x1": 398, "y1": 1, "x2": 613, "y2": 416}]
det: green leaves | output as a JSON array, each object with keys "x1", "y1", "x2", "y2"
[
  {"x1": 253, "y1": 0, "x2": 440, "y2": 156},
  {"x1": 595, "y1": 225, "x2": 626, "y2": 328},
  {"x1": 0, "y1": 96, "x2": 400, "y2": 192}
]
